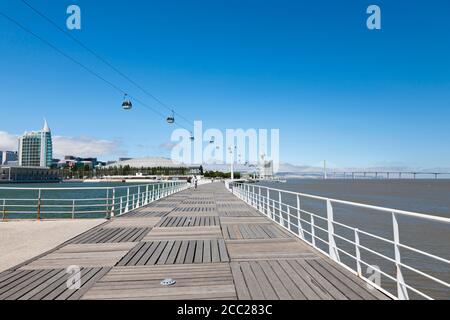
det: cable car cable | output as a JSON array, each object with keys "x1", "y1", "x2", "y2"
[
  {"x1": 0, "y1": 9, "x2": 191, "y2": 132},
  {"x1": 19, "y1": 0, "x2": 194, "y2": 127}
]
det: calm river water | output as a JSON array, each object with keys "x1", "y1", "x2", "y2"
[{"x1": 0, "y1": 182, "x2": 160, "y2": 219}]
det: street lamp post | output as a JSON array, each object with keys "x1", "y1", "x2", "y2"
[{"x1": 229, "y1": 146, "x2": 237, "y2": 180}]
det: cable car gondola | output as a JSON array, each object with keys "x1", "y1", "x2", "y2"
[
  {"x1": 122, "y1": 94, "x2": 132, "y2": 110},
  {"x1": 167, "y1": 110, "x2": 175, "y2": 124}
]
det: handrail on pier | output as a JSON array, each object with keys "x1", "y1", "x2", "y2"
[
  {"x1": 0, "y1": 181, "x2": 190, "y2": 220},
  {"x1": 230, "y1": 182, "x2": 450, "y2": 301}
]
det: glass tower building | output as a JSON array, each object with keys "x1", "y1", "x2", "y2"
[{"x1": 18, "y1": 120, "x2": 53, "y2": 168}]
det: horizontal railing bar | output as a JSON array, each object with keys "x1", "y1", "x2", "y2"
[
  {"x1": 232, "y1": 183, "x2": 450, "y2": 301},
  {"x1": 0, "y1": 181, "x2": 185, "y2": 191},
  {"x1": 256, "y1": 189, "x2": 450, "y2": 268},
  {"x1": 354, "y1": 253, "x2": 433, "y2": 300},
  {"x1": 236, "y1": 183, "x2": 450, "y2": 223}
]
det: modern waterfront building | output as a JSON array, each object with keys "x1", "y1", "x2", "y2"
[
  {"x1": 57, "y1": 156, "x2": 101, "y2": 169},
  {"x1": 0, "y1": 151, "x2": 18, "y2": 165},
  {"x1": 0, "y1": 166, "x2": 61, "y2": 183},
  {"x1": 259, "y1": 160, "x2": 274, "y2": 179},
  {"x1": 18, "y1": 120, "x2": 53, "y2": 168}
]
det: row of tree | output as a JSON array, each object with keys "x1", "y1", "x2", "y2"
[
  {"x1": 203, "y1": 171, "x2": 241, "y2": 179},
  {"x1": 57, "y1": 165, "x2": 204, "y2": 179}
]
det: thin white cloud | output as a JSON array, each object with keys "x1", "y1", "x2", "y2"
[
  {"x1": 159, "y1": 142, "x2": 176, "y2": 151},
  {"x1": 0, "y1": 131, "x2": 125, "y2": 159},
  {"x1": 0, "y1": 131, "x2": 18, "y2": 150},
  {"x1": 53, "y1": 136, "x2": 125, "y2": 159}
]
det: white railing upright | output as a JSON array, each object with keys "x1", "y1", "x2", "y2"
[
  {"x1": 230, "y1": 182, "x2": 450, "y2": 301},
  {"x1": 0, "y1": 181, "x2": 189, "y2": 220}
]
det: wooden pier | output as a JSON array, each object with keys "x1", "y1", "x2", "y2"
[{"x1": 0, "y1": 183, "x2": 388, "y2": 300}]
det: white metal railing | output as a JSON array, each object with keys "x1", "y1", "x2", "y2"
[
  {"x1": 230, "y1": 182, "x2": 450, "y2": 300},
  {"x1": 0, "y1": 181, "x2": 190, "y2": 220}
]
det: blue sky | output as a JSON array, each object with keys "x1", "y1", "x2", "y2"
[{"x1": 0, "y1": 0, "x2": 449, "y2": 168}]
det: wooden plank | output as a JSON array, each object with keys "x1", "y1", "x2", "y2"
[
  {"x1": 29, "y1": 268, "x2": 84, "y2": 300},
  {"x1": 249, "y1": 261, "x2": 278, "y2": 299},
  {"x1": 318, "y1": 258, "x2": 389, "y2": 300},
  {"x1": 184, "y1": 240, "x2": 197, "y2": 264},
  {"x1": 306, "y1": 259, "x2": 368, "y2": 300},
  {"x1": 226, "y1": 239, "x2": 316, "y2": 261},
  {"x1": 135, "y1": 242, "x2": 160, "y2": 266},
  {"x1": 267, "y1": 260, "x2": 307, "y2": 299},
  {"x1": 146, "y1": 241, "x2": 168, "y2": 265},
  {"x1": 83, "y1": 284, "x2": 236, "y2": 300},
  {"x1": 203, "y1": 240, "x2": 211, "y2": 263},
  {"x1": 0, "y1": 270, "x2": 40, "y2": 296},
  {"x1": 278, "y1": 260, "x2": 324, "y2": 300},
  {"x1": 156, "y1": 241, "x2": 175, "y2": 265},
  {"x1": 258, "y1": 261, "x2": 292, "y2": 300},
  {"x1": 239, "y1": 262, "x2": 265, "y2": 299},
  {"x1": 230, "y1": 263, "x2": 251, "y2": 300},
  {"x1": 218, "y1": 240, "x2": 229, "y2": 262},
  {"x1": 175, "y1": 241, "x2": 189, "y2": 264},
  {"x1": 0, "y1": 269, "x2": 51, "y2": 299},
  {"x1": 18, "y1": 269, "x2": 68, "y2": 300},
  {"x1": 117, "y1": 243, "x2": 146, "y2": 266},
  {"x1": 144, "y1": 226, "x2": 222, "y2": 241},
  {"x1": 104, "y1": 217, "x2": 161, "y2": 228},
  {"x1": 220, "y1": 217, "x2": 270, "y2": 225},
  {"x1": 68, "y1": 267, "x2": 111, "y2": 300},
  {"x1": 166, "y1": 241, "x2": 182, "y2": 265},
  {"x1": 59, "y1": 242, "x2": 136, "y2": 253},
  {"x1": 194, "y1": 240, "x2": 204, "y2": 263},
  {"x1": 0, "y1": 270, "x2": 30, "y2": 287},
  {"x1": 211, "y1": 240, "x2": 220, "y2": 263},
  {"x1": 81, "y1": 263, "x2": 236, "y2": 300},
  {"x1": 290, "y1": 259, "x2": 350, "y2": 299},
  {"x1": 45, "y1": 268, "x2": 99, "y2": 300}
]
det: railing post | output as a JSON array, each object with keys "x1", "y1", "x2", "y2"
[
  {"x1": 152, "y1": 185, "x2": 155, "y2": 202},
  {"x1": 252, "y1": 186, "x2": 255, "y2": 207},
  {"x1": 296, "y1": 195, "x2": 305, "y2": 240},
  {"x1": 2, "y1": 199, "x2": 6, "y2": 221},
  {"x1": 311, "y1": 215, "x2": 316, "y2": 247},
  {"x1": 287, "y1": 205, "x2": 291, "y2": 231},
  {"x1": 278, "y1": 191, "x2": 282, "y2": 223},
  {"x1": 266, "y1": 189, "x2": 271, "y2": 218},
  {"x1": 258, "y1": 187, "x2": 261, "y2": 211},
  {"x1": 132, "y1": 194, "x2": 135, "y2": 209},
  {"x1": 327, "y1": 200, "x2": 341, "y2": 262},
  {"x1": 355, "y1": 228, "x2": 362, "y2": 277},
  {"x1": 72, "y1": 200, "x2": 75, "y2": 219},
  {"x1": 125, "y1": 188, "x2": 130, "y2": 213},
  {"x1": 137, "y1": 186, "x2": 141, "y2": 208},
  {"x1": 106, "y1": 188, "x2": 110, "y2": 219},
  {"x1": 120, "y1": 197, "x2": 123, "y2": 215},
  {"x1": 393, "y1": 212, "x2": 409, "y2": 300},
  {"x1": 145, "y1": 185, "x2": 149, "y2": 205},
  {"x1": 111, "y1": 188, "x2": 116, "y2": 218},
  {"x1": 37, "y1": 189, "x2": 42, "y2": 220}
]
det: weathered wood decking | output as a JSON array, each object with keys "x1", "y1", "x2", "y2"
[{"x1": 0, "y1": 183, "x2": 389, "y2": 300}]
